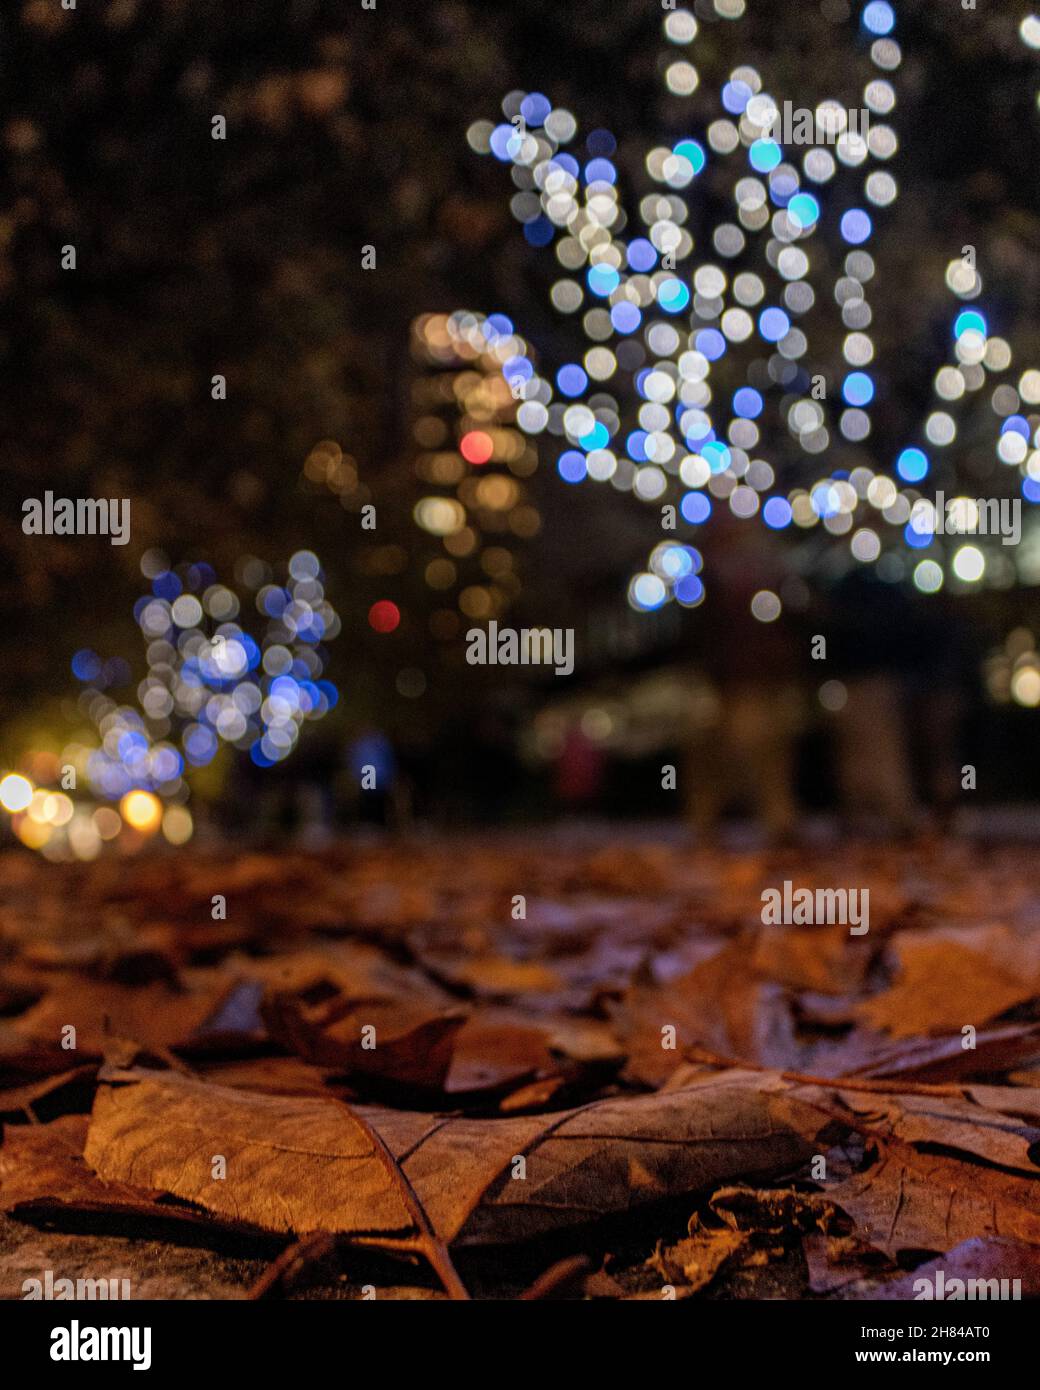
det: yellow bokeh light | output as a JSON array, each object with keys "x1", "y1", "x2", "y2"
[
  {"x1": 44, "y1": 793, "x2": 74, "y2": 826},
  {"x1": 68, "y1": 814, "x2": 101, "y2": 861},
  {"x1": 414, "y1": 496, "x2": 465, "y2": 536},
  {"x1": 120, "y1": 790, "x2": 163, "y2": 834},
  {"x1": 1012, "y1": 667, "x2": 1040, "y2": 708},
  {"x1": 15, "y1": 817, "x2": 51, "y2": 849},
  {"x1": 162, "y1": 805, "x2": 194, "y2": 846}
]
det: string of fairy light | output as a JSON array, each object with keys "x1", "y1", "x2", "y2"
[
  {"x1": 446, "y1": 0, "x2": 1040, "y2": 621},
  {"x1": 6, "y1": 2, "x2": 1040, "y2": 852},
  {"x1": 0, "y1": 551, "x2": 340, "y2": 859},
  {"x1": 409, "y1": 311, "x2": 541, "y2": 633}
]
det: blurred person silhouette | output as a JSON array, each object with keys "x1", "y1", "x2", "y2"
[
  {"x1": 346, "y1": 729, "x2": 397, "y2": 826},
  {"x1": 553, "y1": 723, "x2": 606, "y2": 811}
]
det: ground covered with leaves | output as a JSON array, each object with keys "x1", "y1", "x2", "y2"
[{"x1": 2, "y1": 831, "x2": 1040, "y2": 1300}]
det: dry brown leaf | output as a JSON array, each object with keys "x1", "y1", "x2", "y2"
[
  {"x1": 617, "y1": 943, "x2": 802, "y2": 1086},
  {"x1": 830, "y1": 1088, "x2": 1040, "y2": 1173},
  {"x1": 801, "y1": 1231, "x2": 895, "y2": 1294},
  {"x1": 84, "y1": 1070, "x2": 417, "y2": 1239},
  {"x1": 0, "y1": 1114, "x2": 221, "y2": 1231},
  {"x1": 845, "y1": 1022, "x2": 1040, "y2": 1084},
  {"x1": 826, "y1": 1140, "x2": 1040, "y2": 1257},
  {"x1": 709, "y1": 1184, "x2": 842, "y2": 1235},
  {"x1": 11, "y1": 979, "x2": 237, "y2": 1055},
  {"x1": 82, "y1": 1066, "x2": 829, "y2": 1249},
  {"x1": 967, "y1": 1084, "x2": 1040, "y2": 1124},
  {"x1": 498, "y1": 1076, "x2": 568, "y2": 1112},
  {"x1": 751, "y1": 924, "x2": 871, "y2": 996},
  {"x1": 0, "y1": 1065, "x2": 98, "y2": 1117},
  {"x1": 857, "y1": 940, "x2": 1034, "y2": 1038},
  {"x1": 445, "y1": 1019, "x2": 555, "y2": 1095},
  {"x1": 262, "y1": 985, "x2": 466, "y2": 1091},
  {"x1": 245, "y1": 943, "x2": 449, "y2": 1007},
  {"x1": 432, "y1": 955, "x2": 562, "y2": 998},
  {"x1": 197, "y1": 1056, "x2": 349, "y2": 1098},
  {"x1": 649, "y1": 1227, "x2": 749, "y2": 1292}
]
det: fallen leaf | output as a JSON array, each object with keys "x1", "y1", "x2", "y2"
[
  {"x1": 801, "y1": 1231, "x2": 894, "y2": 1294},
  {"x1": 857, "y1": 940, "x2": 1035, "y2": 1038},
  {"x1": 1, "y1": 1114, "x2": 221, "y2": 1231},
  {"x1": 844, "y1": 1022, "x2": 1040, "y2": 1084},
  {"x1": 430, "y1": 955, "x2": 562, "y2": 998},
  {"x1": 84, "y1": 1070, "x2": 416, "y2": 1239},
  {"x1": 830, "y1": 1088, "x2": 1040, "y2": 1173},
  {"x1": 752, "y1": 924, "x2": 871, "y2": 996},
  {"x1": 262, "y1": 984, "x2": 466, "y2": 1091},
  {"x1": 616, "y1": 943, "x2": 802, "y2": 1086},
  {"x1": 708, "y1": 1184, "x2": 842, "y2": 1236},
  {"x1": 649, "y1": 1227, "x2": 749, "y2": 1292},
  {"x1": 12, "y1": 979, "x2": 238, "y2": 1056},
  {"x1": 83, "y1": 1067, "x2": 829, "y2": 1249},
  {"x1": 826, "y1": 1140, "x2": 1040, "y2": 1257}
]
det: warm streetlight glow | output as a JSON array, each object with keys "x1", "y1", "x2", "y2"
[{"x1": 119, "y1": 789, "x2": 163, "y2": 834}]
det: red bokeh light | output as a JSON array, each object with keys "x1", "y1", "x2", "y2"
[
  {"x1": 460, "y1": 430, "x2": 494, "y2": 465},
  {"x1": 368, "y1": 600, "x2": 401, "y2": 633}
]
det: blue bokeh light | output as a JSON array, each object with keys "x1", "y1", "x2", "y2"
[
  {"x1": 750, "y1": 139, "x2": 782, "y2": 172},
  {"x1": 843, "y1": 372, "x2": 875, "y2": 406},
  {"x1": 680, "y1": 492, "x2": 712, "y2": 524},
  {"x1": 520, "y1": 92, "x2": 551, "y2": 127},
  {"x1": 587, "y1": 264, "x2": 620, "y2": 296},
  {"x1": 733, "y1": 387, "x2": 764, "y2": 418},
  {"x1": 863, "y1": 2, "x2": 895, "y2": 36},
  {"x1": 840, "y1": 209, "x2": 872, "y2": 244},
  {"x1": 896, "y1": 447, "x2": 929, "y2": 482},
  {"x1": 787, "y1": 193, "x2": 820, "y2": 230},
  {"x1": 954, "y1": 309, "x2": 987, "y2": 339},
  {"x1": 557, "y1": 364, "x2": 588, "y2": 397},
  {"x1": 759, "y1": 307, "x2": 791, "y2": 342},
  {"x1": 673, "y1": 139, "x2": 706, "y2": 175},
  {"x1": 558, "y1": 450, "x2": 587, "y2": 483},
  {"x1": 763, "y1": 497, "x2": 793, "y2": 529},
  {"x1": 658, "y1": 278, "x2": 691, "y2": 313}
]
